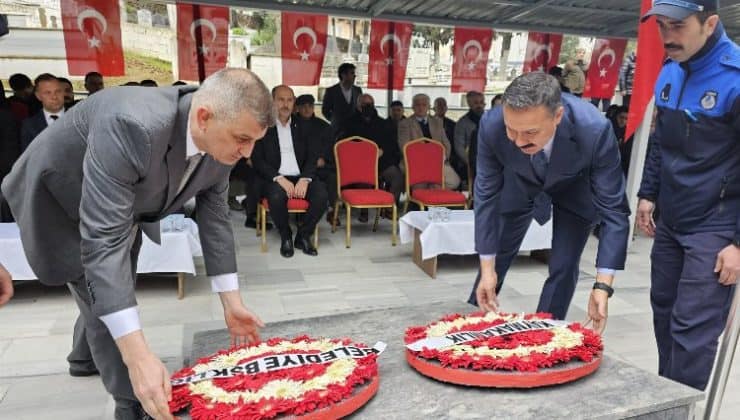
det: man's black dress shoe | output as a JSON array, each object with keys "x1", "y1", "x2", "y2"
[
  {"x1": 294, "y1": 234, "x2": 318, "y2": 256},
  {"x1": 280, "y1": 238, "x2": 294, "y2": 257},
  {"x1": 244, "y1": 217, "x2": 273, "y2": 230}
]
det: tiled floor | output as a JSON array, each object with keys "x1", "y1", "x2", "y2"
[{"x1": 0, "y1": 210, "x2": 737, "y2": 419}]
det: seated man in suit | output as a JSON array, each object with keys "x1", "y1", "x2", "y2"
[
  {"x1": 251, "y1": 85, "x2": 327, "y2": 258},
  {"x1": 2, "y1": 68, "x2": 272, "y2": 419},
  {"x1": 398, "y1": 93, "x2": 461, "y2": 190},
  {"x1": 20, "y1": 73, "x2": 65, "y2": 152},
  {"x1": 294, "y1": 94, "x2": 337, "y2": 225},
  {"x1": 470, "y1": 72, "x2": 630, "y2": 334}
]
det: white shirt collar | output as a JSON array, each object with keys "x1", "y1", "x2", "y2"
[
  {"x1": 540, "y1": 136, "x2": 555, "y2": 161},
  {"x1": 43, "y1": 108, "x2": 64, "y2": 122},
  {"x1": 186, "y1": 112, "x2": 206, "y2": 157},
  {"x1": 277, "y1": 117, "x2": 292, "y2": 129}
]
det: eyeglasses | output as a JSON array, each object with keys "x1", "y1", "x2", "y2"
[{"x1": 653, "y1": 0, "x2": 705, "y2": 12}]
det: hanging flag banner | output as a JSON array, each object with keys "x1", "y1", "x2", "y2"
[
  {"x1": 61, "y1": 0, "x2": 125, "y2": 76},
  {"x1": 281, "y1": 12, "x2": 328, "y2": 86},
  {"x1": 626, "y1": 0, "x2": 665, "y2": 139},
  {"x1": 176, "y1": 3, "x2": 229, "y2": 82},
  {"x1": 367, "y1": 19, "x2": 413, "y2": 90},
  {"x1": 450, "y1": 27, "x2": 494, "y2": 93},
  {"x1": 583, "y1": 38, "x2": 628, "y2": 99},
  {"x1": 522, "y1": 32, "x2": 563, "y2": 73}
]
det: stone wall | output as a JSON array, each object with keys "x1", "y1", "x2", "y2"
[{"x1": 121, "y1": 21, "x2": 175, "y2": 62}]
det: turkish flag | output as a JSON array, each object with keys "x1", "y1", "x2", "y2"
[
  {"x1": 176, "y1": 3, "x2": 229, "y2": 82},
  {"x1": 626, "y1": 0, "x2": 665, "y2": 139},
  {"x1": 281, "y1": 12, "x2": 328, "y2": 86},
  {"x1": 583, "y1": 38, "x2": 628, "y2": 99},
  {"x1": 60, "y1": 0, "x2": 124, "y2": 76},
  {"x1": 451, "y1": 27, "x2": 493, "y2": 93},
  {"x1": 367, "y1": 20, "x2": 413, "y2": 90},
  {"x1": 522, "y1": 32, "x2": 563, "y2": 73}
]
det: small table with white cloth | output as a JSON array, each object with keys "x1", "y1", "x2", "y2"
[
  {"x1": 0, "y1": 216, "x2": 203, "y2": 299},
  {"x1": 399, "y1": 210, "x2": 552, "y2": 278}
]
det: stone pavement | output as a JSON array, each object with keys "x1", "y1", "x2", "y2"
[{"x1": 0, "y1": 209, "x2": 737, "y2": 419}]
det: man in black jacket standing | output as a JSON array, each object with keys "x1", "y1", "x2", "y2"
[
  {"x1": 322, "y1": 63, "x2": 362, "y2": 139},
  {"x1": 251, "y1": 85, "x2": 327, "y2": 257}
]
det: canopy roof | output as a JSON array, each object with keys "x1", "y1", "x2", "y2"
[{"x1": 209, "y1": 0, "x2": 740, "y2": 39}]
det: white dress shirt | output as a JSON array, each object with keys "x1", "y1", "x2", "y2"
[
  {"x1": 341, "y1": 86, "x2": 353, "y2": 104},
  {"x1": 43, "y1": 108, "x2": 64, "y2": 126},
  {"x1": 276, "y1": 118, "x2": 301, "y2": 177},
  {"x1": 100, "y1": 122, "x2": 240, "y2": 339}
]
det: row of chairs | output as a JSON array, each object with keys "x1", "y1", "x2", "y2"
[{"x1": 258, "y1": 137, "x2": 469, "y2": 252}]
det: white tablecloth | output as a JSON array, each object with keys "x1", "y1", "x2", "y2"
[
  {"x1": 0, "y1": 218, "x2": 203, "y2": 281},
  {"x1": 399, "y1": 210, "x2": 552, "y2": 260}
]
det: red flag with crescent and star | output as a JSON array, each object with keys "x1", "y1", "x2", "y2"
[
  {"x1": 583, "y1": 38, "x2": 628, "y2": 99},
  {"x1": 176, "y1": 3, "x2": 229, "y2": 82},
  {"x1": 450, "y1": 27, "x2": 494, "y2": 93},
  {"x1": 522, "y1": 32, "x2": 563, "y2": 73},
  {"x1": 367, "y1": 19, "x2": 413, "y2": 90},
  {"x1": 281, "y1": 12, "x2": 328, "y2": 86},
  {"x1": 60, "y1": 0, "x2": 124, "y2": 76}
]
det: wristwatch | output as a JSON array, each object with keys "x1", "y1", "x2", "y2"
[{"x1": 592, "y1": 282, "x2": 614, "y2": 298}]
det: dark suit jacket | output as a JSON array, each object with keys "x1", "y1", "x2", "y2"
[
  {"x1": 0, "y1": 108, "x2": 20, "y2": 178},
  {"x1": 252, "y1": 119, "x2": 318, "y2": 182},
  {"x1": 321, "y1": 83, "x2": 362, "y2": 134},
  {"x1": 474, "y1": 94, "x2": 630, "y2": 269},
  {"x1": 20, "y1": 110, "x2": 47, "y2": 152},
  {"x1": 297, "y1": 115, "x2": 334, "y2": 167}
]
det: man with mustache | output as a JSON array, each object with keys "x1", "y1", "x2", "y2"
[
  {"x1": 638, "y1": 0, "x2": 739, "y2": 390},
  {"x1": 469, "y1": 72, "x2": 630, "y2": 335}
]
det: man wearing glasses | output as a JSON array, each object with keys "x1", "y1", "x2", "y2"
[{"x1": 638, "y1": 0, "x2": 739, "y2": 390}]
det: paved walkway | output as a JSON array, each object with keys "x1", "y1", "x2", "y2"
[{"x1": 0, "y1": 210, "x2": 737, "y2": 419}]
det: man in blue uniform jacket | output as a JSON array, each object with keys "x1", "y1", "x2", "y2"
[
  {"x1": 638, "y1": 0, "x2": 739, "y2": 390},
  {"x1": 469, "y1": 72, "x2": 630, "y2": 334}
]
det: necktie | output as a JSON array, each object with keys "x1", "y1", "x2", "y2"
[
  {"x1": 177, "y1": 154, "x2": 203, "y2": 195},
  {"x1": 531, "y1": 150, "x2": 551, "y2": 225},
  {"x1": 419, "y1": 119, "x2": 432, "y2": 138}
]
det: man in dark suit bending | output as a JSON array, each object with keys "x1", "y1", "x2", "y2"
[{"x1": 469, "y1": 72, "x2": 630, "y2": 334}]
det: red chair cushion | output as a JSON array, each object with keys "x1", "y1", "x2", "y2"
[
  {"x1": 405, "y1": 140, "x2": 444, "y2": 186},
  {"x1": 336, "y1": 138, "x2": 378, "y2": 187},
  {"x1": 260, "y1": 198, "x2": 310, "y2": 211},
  {"x1": 411, "y1": 188, "x2": 466, "y2": 205},
  {"x1": 341, "y1": 189, "x2": 394, "y2": 206}
]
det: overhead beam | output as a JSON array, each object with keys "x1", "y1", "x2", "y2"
[
  {"x1": 369, "y1": 0, "x2": 395, "y2": 16},
  {"x1": 499, "y1": 0, "x2": 558, "y2": 22},
  {"x1": 546, "y1": 5, "x2": 638, "y2": 18}
]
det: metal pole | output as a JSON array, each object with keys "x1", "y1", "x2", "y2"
[
  {"x1": 703, "y1": 283, "x2": 740, "y2": 420},
  {"x1": 624, "y1": 97, "x2": 655, "y2": 248}
]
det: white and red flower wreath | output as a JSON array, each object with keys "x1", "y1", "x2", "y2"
[
  {"x1": 169, "y1": 335, "x2": 380, "y2": 419},
  {"x1": 404, "y1": 312, "x2": 603, "y2": 387}
]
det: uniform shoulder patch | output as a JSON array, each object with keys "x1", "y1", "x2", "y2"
[{"x1": 719, "y1": 49, "x2": 740, "y2": 71}]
